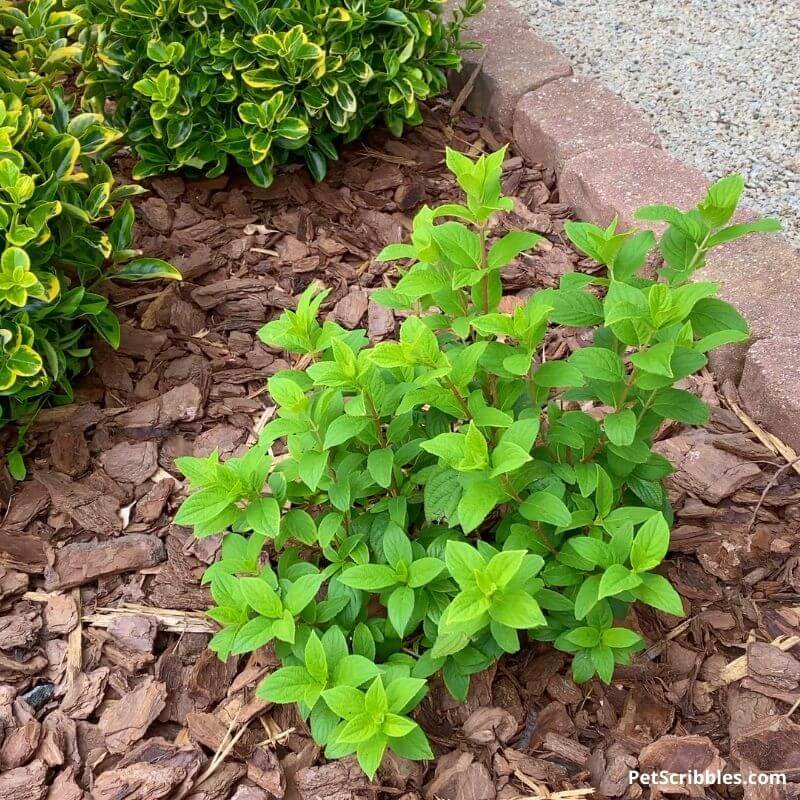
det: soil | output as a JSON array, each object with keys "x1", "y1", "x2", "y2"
[{"x1": 1, "y1": 98, "x2": 800, "y2": 800}]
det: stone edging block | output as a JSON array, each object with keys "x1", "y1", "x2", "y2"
[
  {"x1": 447, "y1": 0, "x2": 572, "y2": 130},
  {"x1": 454, "y1": 0, "x2": 800, "y2": 449},
  {"x1": 513, "y1": 75, "x2": 661, "y2": 174},
  {"x1": 696, "y1": 234, "x2": 800, "y2": 392},
  {"x1": 739, "y1": 337, "x2": 800, "y2": 451},
  {"x1": 558, "y1": 143, "x2": 709, "y2": 230}
]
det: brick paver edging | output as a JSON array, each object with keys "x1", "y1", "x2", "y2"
[{"x1": 446, "y1": 0, "x2": 800, "y2": 451}]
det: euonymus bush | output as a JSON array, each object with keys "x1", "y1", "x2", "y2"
[
  {"x1": 175, "y1": 148, "x2": 779, "y2": 777},
  {"x1": 0, "y1": 7, "x2": 179, "y2": 471},
  {"x1": 71, "y1": 0, "x2": 483, "y2": 186},
  {"x1": 0, "y1": 0, "x2": 82, "y2": 103}
]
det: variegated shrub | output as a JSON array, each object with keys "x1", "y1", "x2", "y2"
[
  {"x1": 0, "y1": 2, "x2": 179, "y2": 473},
  {"x1": 70, "y1": 0, "x2": 483, "y2": 186}
]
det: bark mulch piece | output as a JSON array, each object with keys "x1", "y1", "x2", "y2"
[{"x1": 1, "y1": 98, "x2": 800, "y2": 799}]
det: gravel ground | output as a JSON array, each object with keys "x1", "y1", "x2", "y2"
[{"x1": 508, "y1": 0, "x2": 800, "y2": 244}]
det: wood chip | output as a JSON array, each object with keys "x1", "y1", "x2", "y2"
[
  {"x1": 44, "y1": 535, "x2": 165, "y2": 590},
  {"x1": 98, "y1": 676, "x2": 167, "y2": 753},
  {"x1": 0, "y1": 759, "x2": 48, "y2": 800}
]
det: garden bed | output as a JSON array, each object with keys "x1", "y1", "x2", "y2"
[{"x1": 1, "y1": 99, "x2": 799, "y2": 800}]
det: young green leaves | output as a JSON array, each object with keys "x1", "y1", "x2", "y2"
[
  {"x1": 339, "y1": 524, "x2": 445, "y2": 636},
  {"x1": 174, "y1": 444, "x2": 275, "y2": 537},
  {"x1": 323, "y1": 675, "x2": 432, "y2": 778},
  {"x1": 440, "y1": 542, "x2": 545, "y2": 655},
  {"x1": 374, "y1": 147, "x2": 542, "y2": 318},
  {"x1": 554, "y1": 602, "x2": 645, "y2": 685},
  {"x1": 176, "y1": 150, "x2": 777, "y2": 778}
]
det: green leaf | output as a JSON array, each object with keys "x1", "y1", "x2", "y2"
[
  {"x1": 408, "y1": 557, "x2": 445, "y2": 588},
  {"x1": 333, "y1": 655, "x2": 380, "y2": 688},
  {"x1": 487, "y1": 231, "x2": 541, "y2": 269},
  {"x1": 395, "y1": 268, "x2": 449, "y2": 299},
  {"x1": 549, "y1": 288, "x2": 604, "y2": 327},
  {"x1": 598, "y1": 564, "x2": 642, "y2": 599},
  {"x1": 112, "y1": 258, "x2": 181, "y2": 282},
  {"x1": 571, "y1": 651, "x2": 595, "y2": 683},
  {"x1": 272, "y1": 610, "x2": 295, "y2": 644},
  {"x1": 239, "y1": 577, "x2": 282, "y2": 618},
  {"x1": 282, "y1": 509, "x2": 317, "y2": 545},
  {"x1": 690, "y1": 298, "x2": 748, "y2": 337},
  {"x1": 573, "y1": 574, "x2": 601, "y2": 620},
  {"x1": 323, "y1": 685, "x2": 365, "y2": 719},
  {"x1": 421, "y1": 432, "x2": 464, "y2": 464},
  {"x1": 631, "y1": 572, "x2": 685, "y2": 616},
  {"x1": 630, "y1": 341, "x2": 675, "y2": 378},
  {"x1": 387, "y1": 585, "x2": 415, "y2": 636},
  {"x1": 6, "y1": 451, "x2": 26, "y2": 482},
  {"x1": 590, "y1": 644, "x2": 615, "y2": 683},
  {"x1": 630, "y1": 513, "x2": 670, "y2": 572},
  {"x1": 284, "y1": 573, "x2": 324, "y2": 614},
  {"x1": 490, "y1": 440, "x2": 532, "y2": 477},
  {"x1": 382, "y1": 713, "x2": 416, "y2": 738},
  {"x1": 90, "y1": 307, "x2": 121, "y2": 348},
  {"x1": 613, "y1": 230, "x2": 656, "y2": 281},
  {"x1": 424, "y1": 467, "x2": 462, "y2": 521},
  {"x1": 208, "y1": 625, "x2": 239, "y2": 661},
  {"x1": 445, "y1": 588, "x2": 490, "y2": 624},
  {"x1": 460, "y1": 422, "x2": 489, "y2": 471},
  {"x1": 432, "y1": 222, "x2": 481, "y2": 269},
  {"x1": 228, "y1": 0, "x2": 260, "y2": 27},
  {"x1": 569, "y1": 347, "x2": 625, "y2": 383},
  {"x1": 484, "y1": 550, "x2": 525, "y2": 588},
  {"x1": 456, "y1": 480, "x2": 501, "y2": 533},
  {"x1": 534, "y1": 361, "x2": 585, "y2": 388},
  {"x1": 383, "y1": 524, "x2": 413, "y2": 570},
  {"x1": 50, "y1": 135, "x2": 80, "y2": 179},
  {"x1": 603, "y1": 410, "x2": 636, "y2": 447},
  {"x1": 503, "y1": 352, "x2": 532, "y2": 376},
  {"x1": 299, "y1": 451, "x2": 327, "y2": 491},
  {"x1": 651, "y1": 388, "x2": 709, "y2": 424},
  {"x1": 339, "y1": 564, "x2": 399, "y2": 591},
  {"x1": 568, "y1": 537, "x2": 611, "y2": 569},
  {"x1": 602, "y1": 627, "x2": 644, "y2": 649},
  {"x1": 574, "y1": 463, "x2": 598, "y2": 497},
  {"x1": 707, "y1": 218, "x2": 781, "y2": 247},
  {"x1": 563, "y1": 626, "x2": 600, "y2": 648},
  {"x1": 324, "y1": 416, "x2": 368, "y2": 448},
  {"x1": 231, "y1": 616, "x2": 274, "y2": 654},
  {"x1": 594, "y1": 468, "x2": 615, "y2": 519},
  {"x1": 699, "y1": 174, "x2": 743, "y2": 226},
  {"x1": 377, "y1": 243, "x2": 416, "y2": 262},
  {"x1": 305, "y1": 632, "x2": 328, "y2": 684},
  {"x1": 500, "y1": 418, "x2": 540, "y2": 451},
  {"x1": 367, "y1": 449, "x2": 394, "y2": 489},
  {"x1": 635, "y1": 204, "x2": 700, "y2": 235},
  {"x1": 175, "y1": 486, "x2": 235, "y2": 528},
  {"x1": 257, "y1": 666, "x2": 314, "y2": 702},
  {"x1": 488, "y1": 590, "x2": 545, "y2": 629},
  {"x1": 356, "y1": 734, "x2": 387, "y2": 779},
  {"x1": 337, "y1": 711, "x2": 378, "y2": 745},
  {"x1": 519, "y1": 492, "x2": 572, "y2": 527},
  {"x1": 364, "y1": 676, "x2": 389, "y2": 716},
  {"x1": 446, "y1": 544, "x2": 485, "y2": 589},
  {"x1": 245, "y1": 497, "x2": 280, "y2": 538},
  {"x1": 389, "y1": 725, "x2": 434, "y2": 761},
  {"x1": 470, "y1": 313, "x2": 515, "y2": 337}
]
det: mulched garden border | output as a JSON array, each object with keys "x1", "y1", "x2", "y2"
[{"x1": 1, "y1": 58, "x2": 800, "y2": 800}]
